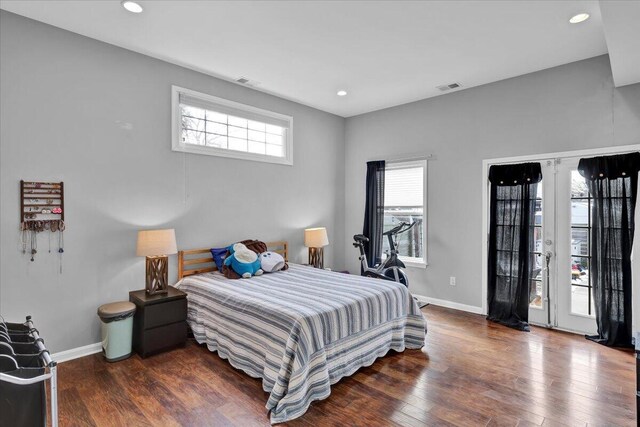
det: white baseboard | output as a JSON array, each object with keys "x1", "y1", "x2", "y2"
[
  {"x1": 413, "y1": 294, "x2": 484, "y2": 315},
  {"x1": 51, "y1": 342, "x2": 102, "y2": 364},
  {"x1": 50, "y1": 296, "x2": 482, "y2": 363}
]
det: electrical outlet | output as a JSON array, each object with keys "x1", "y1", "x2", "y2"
[{"x1": 449, "y1": 276, "x2": 456, "y2": 286}]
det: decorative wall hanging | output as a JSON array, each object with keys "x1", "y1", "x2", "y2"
[{"x1": 19, "y1": 181, "x2": 65, "y2": 270}]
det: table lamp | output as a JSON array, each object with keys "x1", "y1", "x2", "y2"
[
  {"x1": 136, "y1": 229, "x2": 178, "y2": 295},
  {"x1": 304, "y1": 227, "x2": 329, "y2": 269}
]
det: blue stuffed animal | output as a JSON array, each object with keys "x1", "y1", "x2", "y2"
[{"x1": 224, "y1": 243, "x2": 263, "y2": 278}]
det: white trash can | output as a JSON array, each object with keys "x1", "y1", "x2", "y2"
[{"x1": 97, "y1": 301, "x2": 136, "y2": 362}]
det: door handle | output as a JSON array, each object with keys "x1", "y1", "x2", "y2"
[
  {"x1": 544, "y1": 251, "x2": 553, "y2": 327},
  {"x1": 542, "y1": 251, "x2": 552, "y2": 273}
]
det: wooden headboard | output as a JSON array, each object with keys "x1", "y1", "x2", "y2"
[{"x1": 177, "y1": 241, "x2": 288, "y2": 280}]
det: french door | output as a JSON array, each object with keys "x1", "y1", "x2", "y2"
[{"x1": 528, "y1": 157, "x2": 597, "y2": 334}]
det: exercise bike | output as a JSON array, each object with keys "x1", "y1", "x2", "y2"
[{"x1": 353, "y1": 221, "x2": 416, "y2": 288}]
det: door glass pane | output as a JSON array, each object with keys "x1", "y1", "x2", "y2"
[
  {"x1": 530, "y1": 184, "x2": 543, "y2": 308},
  {"x1": 570, "y1": 170, "x2": 594, "y2": 317},
  {"x1": 570, "y1": 227, "x2": 588, "y2": 256},
  {"x1": 534, "y1": 227, "x2": 543, "y2": 254},
  {"x1": 571, "y1": 285, "x2": 595, "y2": 317},
  {"x1": 530, "y1": 280, "x2": 542, "y2": 308},
  {"x1": 571, "y1": 171, "x2": 589, "y2": 197}
]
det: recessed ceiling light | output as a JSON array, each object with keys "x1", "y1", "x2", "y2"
[
  {"x1": 122, "y1": 1, "x2": 143, "y2": 13},
  {"x1": 569, "y1": 13, "x2": 590, "y2": 24},
  {"x1": 337, "y1": 90, "x2": 347, "y2": 97}
]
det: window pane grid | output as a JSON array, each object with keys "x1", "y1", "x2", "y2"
[
  {"x1": 571, "y1": 171, "x2": 593, "y2": 316},
  {"x1": 180, "y1": 103, "x2": 285, "y2": 157}
]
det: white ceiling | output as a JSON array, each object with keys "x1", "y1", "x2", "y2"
[{"x1": 0, "y1": 1, "x2": 630, "y2": 117}]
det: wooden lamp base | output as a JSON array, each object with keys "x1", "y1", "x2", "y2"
[
  {"x1": 145, "y1": 255, "x2": 169, "y2": 295},
  {"x1": 308, "y1": 247, "x2": 324, "y2": 269}
]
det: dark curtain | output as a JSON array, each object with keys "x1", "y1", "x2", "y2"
[
  {"x1": 488, "y1": 162, "x2": 542, "y2": 331},
  {"x1": 578, "y1": 152, "x2": 640, "y2": 348},
  {"x1": 362, "y1": 160, "x2": 385, "y2": 271}
]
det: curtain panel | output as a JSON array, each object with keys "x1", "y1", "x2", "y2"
[
  {"x1": 362, "y1": 160, "x2": 386, "y2": 271},
  {"x1": 487, "y1": 162, "x2": 542, "y2": 331},
  {"x1": 578, "y1": 152, "x2": 640, "y2": 347}
]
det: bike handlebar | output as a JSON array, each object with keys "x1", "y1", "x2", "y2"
[
  {"x1": 353, "y1": 222, "x2": 416, "y2": 247},
  {"x1": 382, "y1": 221, "x2": 416, "y2": 236}
]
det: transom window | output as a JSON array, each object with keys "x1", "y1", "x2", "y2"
[
  {"x1": 172, "y1": 86, "x2": 293, "y2": 165},
  {"x1": 382, "y1": 160, "x2": 427, "y2": 266}
]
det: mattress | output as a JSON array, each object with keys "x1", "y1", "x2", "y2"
[{"x1": 175, "y1": 264, "x2": 426, "y2": 423}]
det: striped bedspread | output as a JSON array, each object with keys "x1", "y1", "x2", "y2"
[{"x1": 175, "y1": 264, "x2": 426, "y2": 424}]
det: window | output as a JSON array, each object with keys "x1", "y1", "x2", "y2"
[
  {"x1": 382, "y1": 160, "x2": 427, "y2": 266},
  {"x1": 171, "y1": 86, "x2": 293, "y2": 165}
]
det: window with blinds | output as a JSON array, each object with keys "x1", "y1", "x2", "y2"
[
  {"x1": 383, "y1": 160, "x2": 427, "y2": 266},
  {"x1": 171, "y1": 86, "x2": 293, "y2": 165}
]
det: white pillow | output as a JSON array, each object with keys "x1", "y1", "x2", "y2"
[{"x1": 259, "y1": 251, "x2": 285, "y2": 273}]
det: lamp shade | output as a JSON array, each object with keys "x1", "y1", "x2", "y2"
[
  {"x1": 304, "y1": 227, "x2": 329, "y2": 248},
  {"x1": 136, "y1": 229, "x2": 177, "y2": 256}
]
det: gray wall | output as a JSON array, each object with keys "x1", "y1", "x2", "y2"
[
  {"x1": 3, "y1": 10, "x2": 640, "y2": 354},
  {"x1": 0, "y1": 11, "x2": 345, "y2": 353},
  {"x1": 344, "y1": 55, "x2": 640, "y2": 313}
]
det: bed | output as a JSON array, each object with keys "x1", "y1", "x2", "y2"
[{"x1": 175, "y1": 241, "x2": 426, "y2": 424}]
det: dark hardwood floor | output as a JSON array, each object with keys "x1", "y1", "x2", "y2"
[{"x1": 55, "y1": 306, "x2": 635, "y2": 426}]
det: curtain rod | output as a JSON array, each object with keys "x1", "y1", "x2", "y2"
[{"x1": 367, "y1": 153, "x2": 435, "y2": 163}]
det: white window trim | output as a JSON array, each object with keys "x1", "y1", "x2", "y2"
[
  {"x1": 171, "y1": 85, "x2": 294, "y2": 165},
  {"x1": 384, "y1": 158, "x2": 428, "y2": 268}
]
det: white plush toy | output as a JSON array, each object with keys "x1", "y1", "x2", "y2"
[{"x1": 259, "y1": 251, "x2": 286, "y2": 273}]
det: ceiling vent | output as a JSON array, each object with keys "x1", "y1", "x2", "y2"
[
  {"x1": 436, "y1": 82, "x2": 462, "y2": 92},
  {"x1": 236, "y1": 76, "x2": 260, "y2": 87}
]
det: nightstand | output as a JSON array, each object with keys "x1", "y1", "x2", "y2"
[{"x1": 129, "y1": 286, "x2": 187, "y2": 358}]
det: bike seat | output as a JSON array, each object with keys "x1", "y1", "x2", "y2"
[{"x1": 353, "y1": 234, "x2": 369, "y2": 243}]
